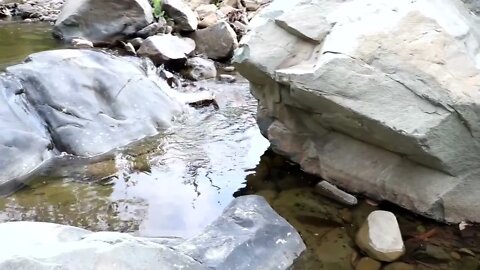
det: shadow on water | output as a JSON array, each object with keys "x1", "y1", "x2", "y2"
[{"x1": 238, "y1": 150, "x2": 480, "y2": 270}]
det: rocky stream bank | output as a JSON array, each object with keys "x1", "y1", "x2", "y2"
[{"x1": 0, "y1": 0, "x2": 480, "y2": 269}]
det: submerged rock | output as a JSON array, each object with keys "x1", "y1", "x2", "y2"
[
  {"x1": 0, "y1": 196, "x2": 305, "y2": 270},
  {"x1": 182, "y1": 57, "x2": 217, "y2": 80},
  {"x1": 0, "y1": 76, "x2": 53, "y2": 194},
  {"x1": 234, "y1": 0, "x2": 480, "y2": 223},
  {"x1": 175, "y1": 195, "x2": 306, "y2": 269},
  {"x1": 53, "y1": 0, "x2": 153, "y2": 43},
  {"x1": 383, "y1": 262, "x2": 416, "y2": 270},
  {"x1": 355, "y1": 211, "x2": 405, "y2": 262},
  {"x1": 355, "y1": 257, "x2": 381, "y2": 270},
  {"x1": 315, "y1": 180, "x2": 358, "y2": 206},
  {"x1": 162, "y1": 0, "x2": 198, "y2": 32}
]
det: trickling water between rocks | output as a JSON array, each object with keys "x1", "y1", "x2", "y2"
[{"x1": 1, "y1": 23, "x2": 480, "y2": 270}]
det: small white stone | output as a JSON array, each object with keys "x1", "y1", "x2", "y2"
[{"x1": 355, "y1": 210, "x2": 405, "y2": 262}]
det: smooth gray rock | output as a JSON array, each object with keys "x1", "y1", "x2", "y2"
[
  {"x1": 0, "y1": 196, "x2": 305, "y2": 270},
  {"x1": 182, "y1": 57, "x2": 217, "y2": 80},
  {"x1": 162, "y1": 0, "x2": 198, "y2": 31},
  {"x1": 53, "y1": 0, "x2": 153, "y2": 43},
  {"x1": 0, "y1": 222, "x2": 208, "y2": 270},
  {"x1": 137, "y1": 34, "x2": 196, "y2": 66},
  {"x1": 0, "y1": 75, "x2": 53, "y2": 194},
  {"x1": 274, "y1": 1, "x2": 334, "y2": 43},
  {"x1": 192, "y1": 21, "x2": 238, "y2": 60},
  {"x1": 234, "y1": 0, "x2": 480, "y2": 223},
  {"x1": 176, "y1": 195, "x2": 306, "y2": 270},
  {"x1": 7, "y1": 49, "x2": 183, "y2": 157}
]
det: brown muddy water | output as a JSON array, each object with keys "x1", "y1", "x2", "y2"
[{"x1": 0, "y1": 23, "x2": 479, "y2": 270}]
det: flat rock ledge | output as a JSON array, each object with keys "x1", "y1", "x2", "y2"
[
  {"x1": 0, "y1": 195, "x2": 305, "y2": 270},
  {"x1": 233, "y1": 0, "x2": 480, "y2": 223}
]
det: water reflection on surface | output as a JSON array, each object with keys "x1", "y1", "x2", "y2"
[
  {"x1": 0, "y1": 22, "x2": 59, "y2": 70},
  {"x1": 0, "y1": 77, "x2": 269, "y2": 238}
]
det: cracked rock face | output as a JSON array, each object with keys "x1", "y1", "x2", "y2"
[
  {"x1": 234, "y1": 0, "x2": 480, "y2": 223},
  {"x1": 0, "y1": 196, "x2": 305, "y2": 270}
]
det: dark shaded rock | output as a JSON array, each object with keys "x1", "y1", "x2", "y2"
[
  {"x1": 129, "y1": 37, "x2": 144, "y2": 49},
  {"x1": 53, "y1": 0, "x2": 153, "y2": 43},
  {"x1": 135, "y1": 19, "x2": 167, "y2": 38},
  {"x1": 413, "y1": 244, "x2": 451, "y2": 263},
  {"x1": 192, "y1": 21, "x2": 238, "y2": 60}
]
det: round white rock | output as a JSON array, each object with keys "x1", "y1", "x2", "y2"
[{"x1": 355, "y1": 210, "x2": 405, "y2": 262}]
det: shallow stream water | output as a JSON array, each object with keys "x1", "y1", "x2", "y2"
[
  {"x1": 1, "y1": 22, "x2": 480, "y2": 270},
  {"x1": 0, "y1": 22, "x2": 58, "y2": 70}
]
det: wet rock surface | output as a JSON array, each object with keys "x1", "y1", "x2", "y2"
[
  {"x1": 0, "y1": 196, "x2": 304, "y2": 270},
  {"x1": 0, "y1": 49, "x2": 184, "y2": 192},
  {"x1": 182, "y1": 57, "x2": 217, "y2": 80},
  {"x1": 234, "y1": 0, "x2": 480, "y2": 223},
  {"x1": 7, "y1": 49, "x2": 183, "y2": 157},
  {"x1": 0, "y1": 75, "x2": 53, "y2": 194}
]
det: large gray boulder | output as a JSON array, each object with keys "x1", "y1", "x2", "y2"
[
  {"x1": 234, "y1": 0, "x2": 480, "y2": 223},
  {"x1": 53, "y1": 0, "x2": 153, "y2": 43},
  {"x1": 0, "y1": 75, "x2": 53, "y2": 194},
  {"x1": 0, "y1": 196, "x2": 305, "y2": 270},
  {"x1": 7, "y1": 49, "x2": 183, "y2": 157},
  {"x1": 175, "y1": 195, "x2": 305, "y2": 270}
]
